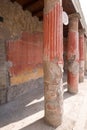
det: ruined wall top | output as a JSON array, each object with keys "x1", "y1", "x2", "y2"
[{"x1": 0, "y1": 0, "x2": 43, "y2": 39}]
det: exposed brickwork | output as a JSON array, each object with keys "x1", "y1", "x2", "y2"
[
  {"x1": 44, "y1": 0, "x2": 63, "y2": 127},
  {"x1": 0, "y1": 0, "x2": 43, "y2": 104},
  {"x1": 0, "y1": 0, "x2": 43, "y2": 38},
  {"x1": 0, "y1": 39, "x2": 9, "y2": 104}
]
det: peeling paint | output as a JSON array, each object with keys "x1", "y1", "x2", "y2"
[
  {"x1": 44, "y1": 60, "x2": 63, "y2": 127},
  {"x1": 67, "y1": 13, "x2": 79, "y2": 94},
  {"x1": 68, "y1": 61, "x2": 79, "y2": 75},
  {"x1": 43, "y1": 0, "x2": 63, "y2": 127}
]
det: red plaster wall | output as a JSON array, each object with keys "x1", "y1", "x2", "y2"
[{"x1": 6, "y1": 32, "x2": 43, "y2": 76}]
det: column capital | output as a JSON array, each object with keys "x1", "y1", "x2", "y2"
[
  {"x1": 44, "y1": 0, "x2": 62, "y2": 14},
  {"x1": 68, "y1": 13, "x2": 80, "y2": 31},
  {"x1": 69, "y1": 13, "x2": 81, "y2": 21},
  {"x1": 79, "y1": 28, "x2": 85, "y2": 35}
]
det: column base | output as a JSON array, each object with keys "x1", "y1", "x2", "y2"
[
  {"x1": 67, "y1": 71, "x2": 79, "y2": 94},
  {"x1": 44, "y1": 116, "x2": 62, "y2": 128},
  {"x1": 68, "y1": 85, "x2": 78, "y2": 94},
  {"x1": 79, "y1": 76, "x2": 84, "y2": 82}
]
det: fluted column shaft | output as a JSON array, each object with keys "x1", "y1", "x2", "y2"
[{"x1": 44, "y1": 0, "x2": 63, "y2": 127}]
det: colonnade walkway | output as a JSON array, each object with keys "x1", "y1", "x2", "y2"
[{"x1": 0, "y1": 75, "x2": 87, "y2": 130}]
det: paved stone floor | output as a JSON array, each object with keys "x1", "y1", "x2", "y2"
[{"x1": 0, "y1": 75, "x2": 87, "y2": 130}]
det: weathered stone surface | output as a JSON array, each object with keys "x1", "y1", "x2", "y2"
[
  {"x1": 69, "y1": 13, "x2": 80, "y2": 32},
  {"x1": 0, "y1": 0, "x2": 43, "y2": 38},
  {"x1": 79, "y1": 61, "x2": 84, "y2": 82},
  {"x1": 44, "y1": 61, "x2": 62, "y2": 84},
  {"x1": 44, "y1": 0, "x2": 63, "y2": 127},
  {"x1": 0, "y1": 39, "x2": 9, "y2": 104},
  {"x1": 67, "y1": 13, "x2": 80, "y2": 94},
  {"x1": 68, "y1": 61, "x2": 79, "y2": 75},
  {"x1": 44, "y1": 0, "x2": 62, "y2": 14},
  {"x1": 44, "y1": 61, "x2": 63, "y2": 127},
  {"x1": 0, "y1": 88, "x2": 7, "y2": 104},
  {"x1": 0, "y1": 40, "x2": 8, "y2": 88},
  {"x1": 7, "y1": 78, "x2": 43, "y2": 101},
  {"x1": 0, "y1": 0, "x2": 43, "y2": 104}
]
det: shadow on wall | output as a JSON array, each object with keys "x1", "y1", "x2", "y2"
[{"x1": 19, "y1": 118, "x2": 55, "y2": 130}]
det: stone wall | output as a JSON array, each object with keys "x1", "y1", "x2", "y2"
[
  {"x1": 0, "y1": 0, "x2": 43, "y2": 104},
  {"x1": 0, "y1": 26, "x2": 11, "y2": 104},
  {"x1": 0, "y1": 39, "x2": 9, "y2": 104},
  {"x1": 6, "y1": 31, "x2": 43, "y2": 101},
  {"x1": 0, "y1": 0, "x2": 43, "y2": 38},
  {"x1": 7, "y1": 77, "x2": 43, "y2": 102}
]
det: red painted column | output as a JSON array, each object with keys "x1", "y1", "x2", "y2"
[
  {"x1": 44, "y1": 0, "x2": 63, "y2": 127},
  {"x1": 84, "y1": 37, "x2": 87, "y2": 73},
  {"x1": 79, "y1": 29, "x2": 85, "y2": 82},
  {"x1": 67, "y1": 13, "x2": 80, "y2": 94}
]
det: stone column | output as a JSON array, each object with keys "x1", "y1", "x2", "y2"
[
  {"x1": 79, "y1": 29, "x2": 85, "y2": 82},
  {"x1": 84, "y1": 37, "x2": 87, "y2": 74},
  {"x1": 43, "y1": 0, "x2": 63, "y2": 127},
  {"x1": 67, "y1": 13, "x2": 80, "y2": 94}
]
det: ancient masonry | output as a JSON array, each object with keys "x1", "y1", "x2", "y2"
[
  {"x1": 0, "y1": 0, "x2": 43, "y2": 104},
  {"x1": 44, "y1": 0, "x2": 63, "y2": 127},
  {"x1": 0, "y1": 0, "x2": 43, "y2": 38},
  {"x1": 79, "y1": 29, "x2": 85, "y2": 82},
  {"x1": 67, "y1": 13, "x2": 80, "y2": 94}
]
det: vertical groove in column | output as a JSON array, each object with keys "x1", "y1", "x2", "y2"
[
  {"x1": 50, "y1": 11, "x2": 53, "y2": 59},
  {"x1": 44, "y1": 1, "x2": 63, "y2": 127},
  {"x1": 54, "y1": 4, "x2": 57, "y2": 58}
]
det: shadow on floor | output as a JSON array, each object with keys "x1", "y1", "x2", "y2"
[
  {"x1": 0, "y1": 73, "x2": 74, "y2": 129},
  {"x1": 0, "y1": 78, "x2": 44, "y2": 128},
  {"x1": 64, "y1": 90, "x2": 74, "y2": 100},
  {"x1": 19, "y1": 116, "x2": 75, "y2": 130},
  {"x1": 20, "y1": 118, "x2": 54, "y2": 130}
]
